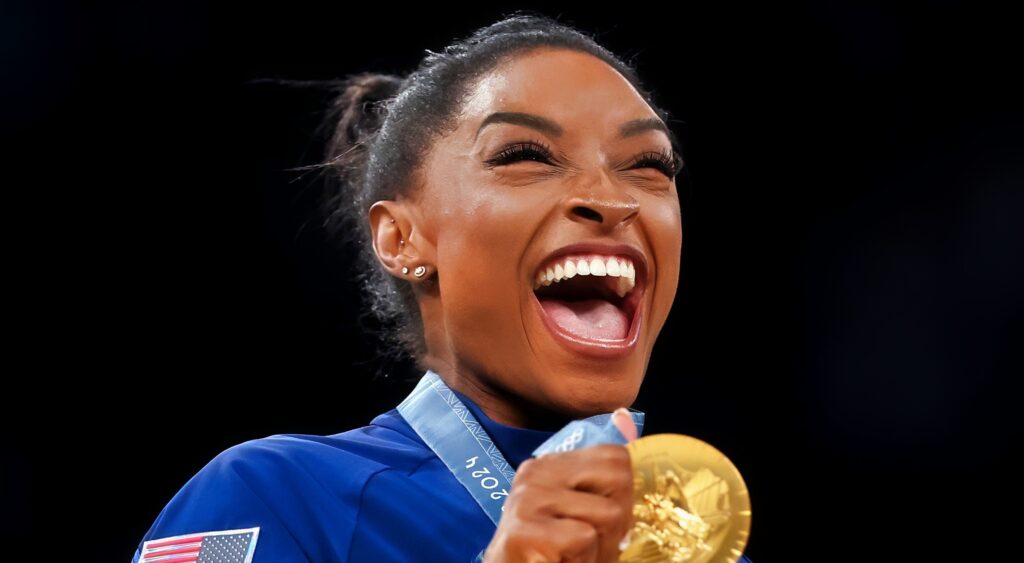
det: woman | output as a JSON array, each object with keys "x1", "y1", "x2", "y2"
[{"x1": 131, "y1": 13, "x2": 753, "y2": 563}]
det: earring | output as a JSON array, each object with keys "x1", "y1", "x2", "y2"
[
  {"x1": 400, "y1": 240, "x2": 405, "y2": 246},
  {"x1": 401, "y1": 266, "x2": 409, "y2": 275},
  {"x1": 414, "y1": 265, "x2": 426, "y2": 277}
]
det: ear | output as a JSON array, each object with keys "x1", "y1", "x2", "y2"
[{"x1": 368, "y1": 200, "x2": 437, "y2": 282}]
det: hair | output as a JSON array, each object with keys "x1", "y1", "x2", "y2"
[{"x1": 306, "y1": 11, "x2": 684, "y2": 376}]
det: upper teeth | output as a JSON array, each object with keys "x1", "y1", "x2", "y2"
[{"x1": 533, "y1": 255, "x2": 637, "y2": 298}]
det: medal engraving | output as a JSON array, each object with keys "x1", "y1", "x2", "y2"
[{"x1": 620, "y1": 435, "x2": 751, "y2": 563}]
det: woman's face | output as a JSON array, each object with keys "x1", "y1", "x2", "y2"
[{"x1": 390, "y1": 48, "x2": 682, "y2": 422}]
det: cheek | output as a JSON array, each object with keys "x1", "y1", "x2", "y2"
[
  {"x1": 647, "y1": 196, "x2": 683, "y2": 316},
  {"x1": 433, "y1": 188, "x2": 544, "y2": 342}
]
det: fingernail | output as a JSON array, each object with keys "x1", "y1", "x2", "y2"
[
  {"x1": 618, "y1": 529, "x2": 632, "y2": 551},
  {"x1": 614, "y1": 407, "x2": 629, "y2": 420}
]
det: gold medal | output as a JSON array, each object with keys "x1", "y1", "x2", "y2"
[{"x1": 619, "y1": 434, "x2": 751, "y2": 562}]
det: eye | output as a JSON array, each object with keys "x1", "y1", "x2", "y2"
[
  {"x1": 627, "y1": 148, "x2": 683, "y2": 179},
  {"x1": 483, "y1": 140, "x2": 684, "y2": 179},
  {"x1": 483, "y1": 140, "x2": 554, "y2": 168}
]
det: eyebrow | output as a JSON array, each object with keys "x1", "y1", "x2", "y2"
[{"x1": 474, "y1": 111, "x2": 670, "y2": 141}]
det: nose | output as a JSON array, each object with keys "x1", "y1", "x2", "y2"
[{"x1": 564, "y1": 174, "x2": 640, "y2": 230}]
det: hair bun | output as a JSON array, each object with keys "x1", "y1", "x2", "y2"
[
  {"x1": 322, "y1": 72, "x2": 404, "y2": 210},
  {"x1": 330, "y1": 72, "x2": 403, "y2": 147}
]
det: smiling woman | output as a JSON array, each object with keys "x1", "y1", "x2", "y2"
[
  {"x1": 130, "y1": 12, "x2": 752, "y2": 563},
  {"x1": 360, "y1": 42, "x2": 684, "y2": 426}
]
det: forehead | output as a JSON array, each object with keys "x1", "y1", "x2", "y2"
[{"x1": 458, "y1": 48, "x2": 661, "y2": 137}]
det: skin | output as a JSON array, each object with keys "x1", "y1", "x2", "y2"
[
  {"x1": 369, "y1": 46, "x2": 682, "y2": 430},
  {"x1": 369, "y1": 47, "x2": 681, "y2": 562}
]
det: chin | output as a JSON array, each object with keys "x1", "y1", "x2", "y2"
[{"x1": 549, "y1": 380, "x2": 638, "y2": 417}]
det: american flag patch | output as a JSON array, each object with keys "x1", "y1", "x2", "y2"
[{"x1": 138, "y1": 527, "x2": 260, "y2": 563}]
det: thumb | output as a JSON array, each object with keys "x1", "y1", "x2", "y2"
[{"x1": 612, "y1": 407, "x2": 638, "y2": 443}]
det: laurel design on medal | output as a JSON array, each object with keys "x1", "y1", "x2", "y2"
[{"x1": 619, "y1": 435, "x2": 751, "y2": 563}]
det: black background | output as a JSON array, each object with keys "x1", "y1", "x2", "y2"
[{"x1": 6, "y1": 1, "x2": 1021, "y2": 561}]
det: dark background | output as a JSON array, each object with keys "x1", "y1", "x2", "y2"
[{"x1": 7, "y1": 1, "x2": 1021, "y2": 561}]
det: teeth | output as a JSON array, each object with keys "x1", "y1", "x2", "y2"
[
  {"x1": 615, "y1": 276, "x2": 631, "y2": 298},
  {"x1": 533, "y1": 255, "x2": 637, "y2": 294},
  {"x1": 606, "y1": 258, "x2": 621, "y2": 276}
]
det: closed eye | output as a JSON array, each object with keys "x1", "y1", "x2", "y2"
[
  {"x1": 483, "y1": 140, "x2": 555, "y2": 167},
  {"x1": 625, "y1": 149, "x2": 682, "y2": 179},
  {"x1": 483, "y1": 140, "x2": 682, "y2": 179}
]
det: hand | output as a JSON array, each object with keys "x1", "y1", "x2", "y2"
[{"x1": 482, "y1": 408, "x2": 638, "y2": 563}]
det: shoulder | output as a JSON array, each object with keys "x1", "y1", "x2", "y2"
[
  {"x1": 202, "y1": 407, "x2": 435, "y2": 487},
  {"x1": 180, "y1": 406, "x2": 438, "y2": 508},
  {"x1": 132, "y1": 409, "x2": 436, "y2": 563}
]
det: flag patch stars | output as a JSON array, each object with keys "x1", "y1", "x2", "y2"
[{"x1": 139, "y1": 527, "x2": 260, "y2": 563}]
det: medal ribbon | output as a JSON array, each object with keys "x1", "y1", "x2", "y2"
[{"x1": 397, "y1": 369, "x2": 645, "y2": 526}]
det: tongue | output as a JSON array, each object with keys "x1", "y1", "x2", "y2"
[{"x1": 539, "y1": 298, "x2": 629, "y2": 340}]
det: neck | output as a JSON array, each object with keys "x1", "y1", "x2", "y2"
[{"x1": 425, "y1": 362, "x2": 573, "y2": 431}]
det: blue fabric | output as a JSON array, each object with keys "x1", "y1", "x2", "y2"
[{"x1": 131, "y1": 382, "x2": 753, "y2": 562}]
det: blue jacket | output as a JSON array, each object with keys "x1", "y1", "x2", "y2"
[{"x1": 131, "y1": 386, "x2": 754, "y2": 562}]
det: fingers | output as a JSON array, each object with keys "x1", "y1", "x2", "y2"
[
  {"x1": 511, "y1": 449, "x2": 634, "y2": 563},
  {"x1": 543, "y1": 487, "x2": 634, "y2": 562},
  {"x1": 548, "y1": 518, "x2": 600, "y2": 563},
  {"x1": 612, "y1": 407, "x2": 637, "y2": 443},
  {"x1": 491, "y1": 428, "x2": 639, "y2": 563},
  {"x1": 498, "y1": 517, "x2": 599, "y2": 563},
  {"x1": 517, "y1": 445, "x2": 633, "y2": 496}
]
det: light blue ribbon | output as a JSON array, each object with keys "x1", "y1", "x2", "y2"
[{"x1": 397, "y1": 369, "x2": 645, "y2": 526}]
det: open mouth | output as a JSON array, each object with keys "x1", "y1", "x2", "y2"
[{"x1": 529, "y1": 253, "x2": 646, "y2": 357}]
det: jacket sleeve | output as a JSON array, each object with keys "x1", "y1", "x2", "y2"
[{"x1": 130, "y1": 440, "x2": 312, "y2": 563}]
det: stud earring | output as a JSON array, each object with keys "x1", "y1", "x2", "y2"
[
  {"x1": 414, "y1": 265, "x2": 426, "y2": 277},
  {"x1": 401, "y1": 266, "x2": 409, "y2": 275}
]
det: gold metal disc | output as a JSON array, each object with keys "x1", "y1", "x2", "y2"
[{"x1": 619, "y1": 434, "x2": 751, "y2": 563}]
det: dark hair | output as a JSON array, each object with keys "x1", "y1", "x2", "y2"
[{"x1": 311, "y1": 11, "x2": 684, "y2": 374}]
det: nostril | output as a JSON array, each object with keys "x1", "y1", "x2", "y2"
[{"x1": 572, "y1": 206, "x2": 603, "y2": 222}]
